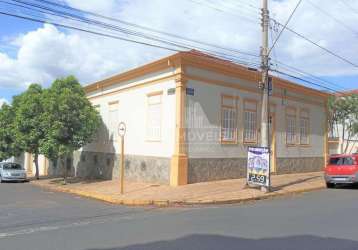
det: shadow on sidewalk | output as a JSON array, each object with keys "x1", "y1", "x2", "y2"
[
  {"x1": 30, "y1": 176, "x2": 110, "y2": 185},
  {"x1": 86, "y1": 234, "x2": 358, "y2": 250},
  {"x1": 271, "y1": 176, "x2": 321, "y2": 192}
]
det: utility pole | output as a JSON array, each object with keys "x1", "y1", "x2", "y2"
[{"x1": 260, "y1": 0, "x2": 270, "y2": 192}]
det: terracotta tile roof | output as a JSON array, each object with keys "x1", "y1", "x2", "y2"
[{"x1": 336, "y1": 89, "x2": 358, "y2": 96}]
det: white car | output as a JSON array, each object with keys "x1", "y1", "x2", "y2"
[{"x1": 0, "y1": 162, "x2": 28, "y2": 183}]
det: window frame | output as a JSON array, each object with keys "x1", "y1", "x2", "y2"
[
  {"x1": 285, "y1": 106, "x2": 297, "y2": 146},
  {"x1": 92, "y1": 104, "x2": 102, "y2": 142},
  {"x1": 299, "y1": 108, "x2": 310, "y2": 146},
  {"x1": 220, "y1": 94, "x2": 238, "y2": 144},
  {"x1": 108, "y1": 100, "x2": 119, "y2": 142},
  {"x1": 146, "y1": 91, "x2": 163, "y2": 142},
  {"x1": 243, "y1": 99, "x2": 258, "y2": 144}
]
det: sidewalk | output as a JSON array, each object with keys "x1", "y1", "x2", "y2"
[{"x1": 31, "y1": 172, "x2": 325, "y2": 206}]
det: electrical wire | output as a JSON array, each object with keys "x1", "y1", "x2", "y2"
[
  {"x1": 271, "y1": 18, "x2": 358, "y2": 68},
  {"x1": 307, "y1": 0, "x2": 358, "y2": 36},
  {"x1": 272, "y1": 69, "x2": 345, "y2": 94},
  {"x1": 268, "y1": 0, "x2": 303, "y2": 55},
  {"x1": 272, "y1": 60, "x2": 350, "y2": 92},
  {"x1": 0, "y1": 0, "x2": 350, "y2": 93},
  {"x1": 0, "y1": 9, "x2": 261, "y2": 69},
  {"x1": 2, "y1": 0, "x2": 261, "y2": 67},
  {"x1": 339, "y1": 0, "x2": 358, "y2": 16},
  {"x1": 32, "y1": 0, "x2": 260, "y2": 58}
]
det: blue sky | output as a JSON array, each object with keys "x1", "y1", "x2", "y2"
[{"x1": 0, "y1": 0, "x2": 357, "y2": 105}]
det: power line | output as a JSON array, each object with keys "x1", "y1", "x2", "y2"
[
  {"x1": 190, "y1": 0, "x2": 358, "y2": 68},
  {"x1": 307, "y1": 0, "x2": 358, "y2": 36},
  {"x1": 271, "y1": 60, "x2": 349, "y2": 92},
  {"x1": 31, "y1": 0, "x2": 260, "y2": 58},
  {"x1": 269, "y1": 23, "x2": 279, "y2": 71},
  {"x1": 339, "y1": 0, "x2": 358, "y2": 16},
  {"x1": 215, "y1": 0, "x2": 260, "y2": 16},
  {"x1": 0, "y1": 8, "x2": 261, "y2": 69},
  {"x1": 0, "y1": 10, "x2": 183, "y2": 52},
  {"x1": 187, "y1": 0, "x2": 260, "y2": 24},
  {"x1": 0, "y1": 0, "x2": 350, "y2": 93},
  {"x1": 271, "y1": 18, "x2": 358, "y2": 68},
  {"x1": 268, "y1": 0, "x2": 303, "y2": 55},
  {"x1": 272, "y1": 69, "x2": 344, "y2": 94},
  {"x1": 3, "y1": 0, "x2": 260, "y2": 67}
]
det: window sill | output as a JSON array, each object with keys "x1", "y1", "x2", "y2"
[
  {"x1": 221, "y1": 140, "x2": 237, "y2": 145},
  {"x1": 145, "y1": 139, "x2": 161, "y2": 142},
  {"x1": 243, "y1": 141, "x2": 258, "y2": 145}
]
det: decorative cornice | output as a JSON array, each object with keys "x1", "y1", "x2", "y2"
[{"x1": 84, "y1": 50, "x2": 330, "y2": 100}]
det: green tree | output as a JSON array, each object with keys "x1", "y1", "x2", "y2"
[
  {"x1": 0, "y1": 104, "x2": 22, "y2": 161},
  {"x1": 12, "y1": 84, "x2": 46, "y2": 179},
  {"x1": 328, "y1": 93, "x2": 358, "y2": 153},
  {"x1": 40, "y1": 76, "x2": 100, "y2": 184}
]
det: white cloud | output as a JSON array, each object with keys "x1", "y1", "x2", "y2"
[
  {"x1": 0, "y1": 98, "x2": 8, "y2": 108},
  {"x1": 0, "y1": 0, "x2": 357, "y2": 92}
]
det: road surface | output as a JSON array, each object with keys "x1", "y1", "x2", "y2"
[{"x1": 0, "y1": 182, "x2": 357, "y2": 250}]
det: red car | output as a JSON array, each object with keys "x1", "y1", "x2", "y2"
[{"x1": 325, "y1": 154, "x2": 358, "y2": 188}]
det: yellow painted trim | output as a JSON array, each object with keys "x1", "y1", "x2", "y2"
[
  {"x1": 299, "y1": 108, "x2": 311, "y2": 147},
  {"x1": 88, "y1": 74, "x2": 178, "y2": 101},
  {"x1": 181, "y1": 53, "x2": 330, "y2": 98},
  {"x1": 186, "y1": 74, "x2": 325, "y2": 107},
  {"x1": 243, "y1": 99, "x2": 258, "y2": 144},
  {"x1": 147, "y1": 90, "x2": 163, "y2": 97},
  {"x1": 108, "y1": 100, "x2": 119, "y2": 105},
  {"x1": 285, "y1": 106, "x2": 298, "y2": 147},
  {"x1": 220, "y1": 94, "x2": 239, "y2": 144},
  {"x1": 84, "y1": 54, "x2": 179, "y2": 93},
  {"x1": 324, "y1": 101, "x2": 329, "y2": 166},
  {"x1": 85, "y1": 51, "x2": 329, "y2": 101},
  {"x1": 328, "y1": 140, "x2": 340, "y2": 144},
  {"x1": 145, "y1": 91, "x2": 163, "y2": 142},
  {"x1": 170, "y1": 62, "x2": 188, "y2": 186}
]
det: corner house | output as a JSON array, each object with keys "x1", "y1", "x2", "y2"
[{"x1": 70, "y1": 51, "x2": 329, "y2": 186}]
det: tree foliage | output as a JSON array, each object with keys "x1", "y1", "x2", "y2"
[
  {"x1": 0, "y1": 104, "x2": 22, "y2": 161},
  {"x1": 40, "y1": 76, "x2": 101, "y2": 182},
  {"x1": 0, "y1": 76, "x2": 100, "y2": 182},
  {"x1": 12, "y1": 84, "x2": 46, "y2": 179},
  {"x1": 328, "y1": 93, "x2": 358, "y2": 153}
]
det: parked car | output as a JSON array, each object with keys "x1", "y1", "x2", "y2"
[
  {"x1": 324, "y1": 154, "x2": 358, "y2": 188},
  {"x1": 0, "y1": 162, "x2": 28, "y2": 183}
]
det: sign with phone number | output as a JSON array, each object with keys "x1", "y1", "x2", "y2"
[{"x1": 247, "y1": 146, "x2": 270, "y2": 187}]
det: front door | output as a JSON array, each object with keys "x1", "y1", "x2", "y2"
[{"x1": 269, "y1": 114, "x2": 276, "y2": 173}]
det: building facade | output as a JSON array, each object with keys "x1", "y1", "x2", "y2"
[
  {"x1": 328, "y1": 90, "x2": 358, "y2": 155},
  {"x1": 47, "y1": 51, "x2": 330, "y2": 186}
]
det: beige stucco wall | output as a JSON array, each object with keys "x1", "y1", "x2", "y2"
[{"x1": 185, "y1": 66, "x2": 326, "y2": 159}]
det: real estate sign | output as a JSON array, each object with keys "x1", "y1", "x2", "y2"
[{"x1": 247, "y1": 146, "x2": 270, "y2": 187}]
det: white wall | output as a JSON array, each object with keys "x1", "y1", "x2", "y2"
[
  {"x1": 84, "y1": 70, "x2": 176, "y2": 158},
  {"x1": 330, "y1": 123, "x2": 358, "y2": 154}
]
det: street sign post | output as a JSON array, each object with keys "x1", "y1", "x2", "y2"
[{"x1": 118, "y1": 122, "x2": 126, "y2": 194}]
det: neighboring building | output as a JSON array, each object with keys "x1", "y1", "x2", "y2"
[
  {"x1": 7, "y1": 152, "x2": 49, "y2": 177},
  {"x1": 45, "y1": 51, "x2": 329, "y2": 186},
  {"x1": 328, "y1": 89, "x2": 358, "y2": 155}
]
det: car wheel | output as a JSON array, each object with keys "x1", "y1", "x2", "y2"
[
  {"x1": 0, "y1": 176, "x2": 2, "y2": 183},
  {"x1": 326, "y1": 182, "x2": 335, "y2": 188}
]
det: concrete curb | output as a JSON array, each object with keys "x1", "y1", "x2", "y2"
[{"x1": 31, "y1": 182, "x2": 325, "y2": 207}]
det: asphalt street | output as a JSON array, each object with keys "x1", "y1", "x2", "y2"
[{"x1": 0, "y1": 182, "x2": 358, "y2": 250}]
